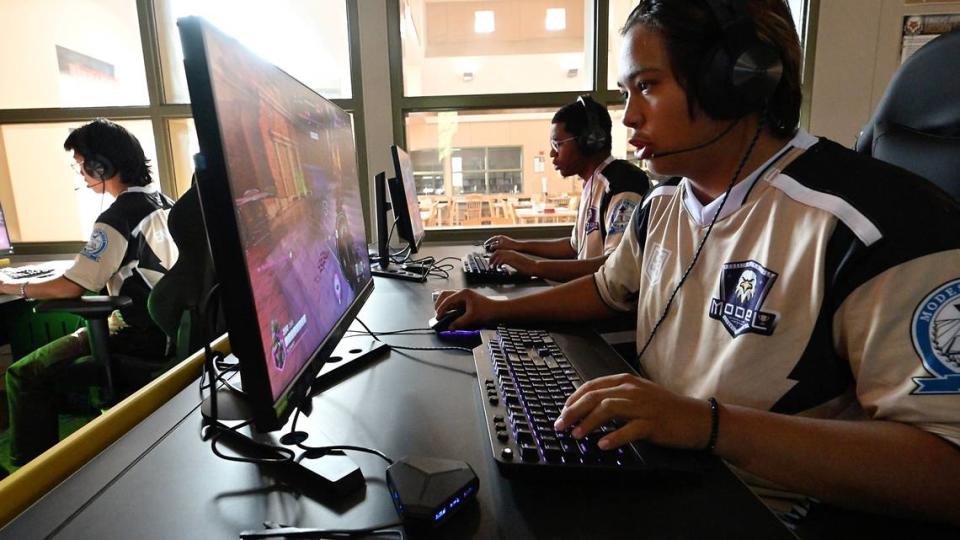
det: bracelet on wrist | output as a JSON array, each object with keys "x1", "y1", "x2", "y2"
[{"x1": 705, "y1": 397, "x2": 720, "y2": 453}]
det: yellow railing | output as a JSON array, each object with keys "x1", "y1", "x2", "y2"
[{"x1": 0, "y1": 335, "x2": 231, "y2": 527}]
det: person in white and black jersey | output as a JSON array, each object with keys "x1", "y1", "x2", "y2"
[
  {"x1": 438, "y1": 0, "x2": 960, "y2": 527},
  {"x1": 1, "y1": 118, "x2": 178, "y2": 466},
  {"x1": 484, "y1": 96, "x2": 650, "y2": 282}
]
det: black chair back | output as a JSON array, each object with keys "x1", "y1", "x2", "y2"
[{"x1": 855, "y1": 30, "x2": 960, "y2": 201}]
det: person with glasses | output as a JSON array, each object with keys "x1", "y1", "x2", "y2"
[
  {"x1": 484, "y1": 96, "x2": 650, "y2": 282},
  {"x1": 0, "y1": 118, "x2": 178, "y2": 468}
]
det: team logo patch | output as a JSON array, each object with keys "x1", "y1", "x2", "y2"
[
  {"x1": 644, "y1": 243, "x2": 671, "y2": 285},
  {"x1": 607, "y1": 199, "x2": 637, "y2": 234},
  {"x1": 708, "y1": 260, "x2": 779, "y2": 337},
  {"x1": 910, "y1": 278, "x2": 960, "y2": 394},
  {"x1": 81, "y1": 229, "x2": 108, "y2": 262},
  {"x1": 584, "y1": 207, "x2": 599, "y2": 235}
]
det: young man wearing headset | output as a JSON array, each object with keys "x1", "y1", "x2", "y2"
[
  {"x1": 484, "y1": 96, "x2": 650, "y2": 282},
  {"x1": 439, "y1": 0, "x2": 960, "y2": 526},
  {"x1": 0, "y1": 118, "x2": 178, "y2": 466}
]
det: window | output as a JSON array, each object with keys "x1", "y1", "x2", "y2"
[
  {"x1": 410, "y1": 149, "x2": 444, "y2": 194},
  {"x1": 451, "y1": 147, "x2": 522, "y2": 195},
  {"x1": 0, "y1": 0, "x2": 149, "y2": 109},
  {"x1": 0, "y1": 1, "x2": 362, "y2": 247},
  {"x1": 399, "y1": 0, "x2": 595, "y2": 96}
]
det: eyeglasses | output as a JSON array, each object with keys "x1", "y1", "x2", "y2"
[
  {"x1": 550, "y1": 136, "x2": 577, "y2": 153},
  {"x1": 70, "y1": 161, "x2": 84, "y2": 176}
]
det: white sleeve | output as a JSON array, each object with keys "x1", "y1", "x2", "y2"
[
  {"x1": 834, "y1": 250, "x2": 960, "y2": 446},
  {"x1": 602, "y1": 192, "x2": 642, "y2": 256},
  {"x1": 63, "y1": 224, "x2": 128, "y2": 293},
  {"x1": 594, "y1": 210, "x2": 644, "y2": 312}
]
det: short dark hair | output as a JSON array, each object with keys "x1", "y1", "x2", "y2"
[
  {"x1": 64, "y1": 118, "x2": 153, "y2": 186},
  {"x1": 552, "y1": 96, "x2": 613, "y2": 155},
  {"x1": 621, "y1": 0, "x2": 802, "y2": 137}
]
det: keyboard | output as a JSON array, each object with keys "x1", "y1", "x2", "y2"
[
  {"x1": 461, "y1": 253, "x2": 530, "y2": 284},
  {"x1": 473, "y1": 325, "x2": 708, "y2": 476},
  {"x1": 0, "y1": 264, "x2": 57, "y2": 281}
]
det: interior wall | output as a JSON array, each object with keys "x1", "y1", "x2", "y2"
[{"x1": 807, "y1": 0, "x2": 960, "y2": 145}]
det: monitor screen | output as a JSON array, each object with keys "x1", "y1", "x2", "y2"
[
  {"x1": 389, "y1": 145, "x2": 425, "y2": 251},
  {"x1": 0, "y1": 201, "x2": 12, "y2": 256},
  {"x1": 179, "y1": 17, "x2": 373, "y2": 430}
]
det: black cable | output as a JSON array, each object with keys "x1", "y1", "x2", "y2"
[
  {"x1": 388, "y1": 343, "x2": 475, "y2": 353},
  {"x1": 287, "y1": 403, "x2": 394, "y2": 465},
  {"x1": 636, "y1": 114, "x2": 767, "y2": 361},
  {"x1": 239, "y1": 522, "x2": 405, "y2": 539}
]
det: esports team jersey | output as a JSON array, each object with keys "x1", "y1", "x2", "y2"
[
  {"x1": 595, "y1": 130, "x2": 960, "y2": 446},
  {"x1": 64, "y1": 185, "x2": 178, "y2": 330},
  {"x1": 570, "y1": 156, "x2": 649, "y2": 259}
]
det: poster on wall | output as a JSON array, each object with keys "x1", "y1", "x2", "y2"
[{"x1": 901, "y1": 14, "x2": 960, "y2": 63}]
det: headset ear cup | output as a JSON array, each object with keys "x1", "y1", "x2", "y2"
[{"x1": 83, "y1": 154, "x2": 116, "y2": 181}]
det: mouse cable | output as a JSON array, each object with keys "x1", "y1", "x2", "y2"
[{"x1": 354, "y1": 318, "x2": 474, "y2": 353}]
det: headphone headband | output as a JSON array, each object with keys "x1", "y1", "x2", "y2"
[{"x1": 575, "y1": 95, "x2": 609, "y2": 155}]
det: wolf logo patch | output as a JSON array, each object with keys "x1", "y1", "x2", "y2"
[{"x1": 708, "y1": 260, "x2": 778, "y2": 337}]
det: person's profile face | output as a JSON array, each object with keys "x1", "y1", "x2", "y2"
[
  {"x1": 72, "y1": 151, "x2": 105, "y2": 193},
  {"x1": 617, "y1": 24, "x2": 725, "y2": 176},
  {"x1": 549, "y1": 122, "x2": 582, "y2": 178}
]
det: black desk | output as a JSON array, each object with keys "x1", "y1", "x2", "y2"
[{"x1": 0, "y1": 244, "x2": 793, "y2": 539}]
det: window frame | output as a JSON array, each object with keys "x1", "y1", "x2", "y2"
[{"x1": 0, "y1": 0, "x2": 369, "y2": 253}]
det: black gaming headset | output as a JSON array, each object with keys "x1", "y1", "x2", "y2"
[
  {"x1": 81, "y1": 152, "x2": 117, "y2": 181},
  {"x1": 697, "y1": 0, "x2": 783, "y2": 119},
  {"x1": 575, "y1": 95, "x2": 610, "y2": 155}
]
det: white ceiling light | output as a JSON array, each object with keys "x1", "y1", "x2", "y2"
[
  {"x1": 546, "y1": 8, "x2": 566, "y2": 31},
  {"x1": 474, "y1": 10, "x2": 495, "y2": 33}
]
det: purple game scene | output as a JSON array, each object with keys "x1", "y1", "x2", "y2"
[{"x1": 206, "y1": 34, "x2": 371, "y2": 401}]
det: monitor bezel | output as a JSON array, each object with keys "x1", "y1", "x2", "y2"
[
  {"x1": 179, "y1": 16, "x2": 374, "y2": 431},
  {"x1": 388, "y1": 145, "x2": 425, "y2": 253},
  {"x1": 0, "y1": 199, "x2": 14, "y2": 256}
]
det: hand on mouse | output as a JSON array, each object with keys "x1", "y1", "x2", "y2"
[
  {"x1": 484, "y1": 235, "x2": 519, "y2": 252},
  {"x1": 434, "y1": 289, "x2": 500, "y2": 330},
  {"x1": 488, "y1": 250, "x2": 537, "y2": 276}
]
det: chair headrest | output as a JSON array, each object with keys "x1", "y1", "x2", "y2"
[{"x1": 857, "y1": 30, "x2": 960, "y2": 154}]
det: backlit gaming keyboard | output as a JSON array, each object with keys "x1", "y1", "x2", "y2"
[
  {"x1": 461, "y1": 253, "x2": 530, "y2": 284},
  {"x1": 473, "y1": 326, "x2": 647, "y2": 472}
]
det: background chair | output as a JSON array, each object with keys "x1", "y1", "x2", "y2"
[
  {"x1": 855, "y1": 29, "x2": 960, "y2": 200},
  {"x1": 35, "y1": 183, "x2": 219, "y2": 407}
]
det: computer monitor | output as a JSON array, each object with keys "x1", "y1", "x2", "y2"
[
  {"x1": 388, "y1": 145, "x2": 425, "y2": 252},
  {"x1": 0, "y1": 201, "x2": 13, "y2": 256},
  {"x1": 179, "y1": 17, "x2": 374, "y2": 431}
]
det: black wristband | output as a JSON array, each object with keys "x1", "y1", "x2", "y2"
[{"x1": 705, "y1": 397, "x2": 719, "y2": 453}]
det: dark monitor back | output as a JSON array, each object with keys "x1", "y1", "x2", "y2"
[
  {"x1": 389, "y1": 145, "x2": 425, "y2": 252},
  {"x1": 0, "y1": 200, "x2": 14, "y2": 256},
  {"x1": 179, "y1": 17, "x2": 373, "y2": 431}
]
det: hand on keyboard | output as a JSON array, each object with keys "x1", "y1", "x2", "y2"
[
  {"x1": 488, "y1": 250, "x2": 536, "y2": 276},
  {"x1": 553, "y1": 373, "x2": 714, "y2": 453}
]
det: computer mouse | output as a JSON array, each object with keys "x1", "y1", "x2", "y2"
[{"x1": 429, "y1": 307, "x2": 466, "y2": 332}]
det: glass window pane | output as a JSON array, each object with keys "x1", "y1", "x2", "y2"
[
  {"x1": 400, "y1": 0, "x2": 595, "y2": 96},
  {"x1": 0, "y1": 0, "x2": 148, "y2": 109},
  {"x1": 455, "y1": 148, "x2": 486, "y2": 171},
  {"x1": 169, "y1": 118, "x2": 200, "y2": 198},
  {"x1": 410, "y1": 149, "x2": 442, "y2": 172},
  {"x1": 0, "y1": 120, "x2": 157, "y2": 243},
  {"x1": 488, "y1": 147, "x2": 522, "y2": 170},
  {"x1": 156, "y1": 0, "x2": 353, "y2": 103}
]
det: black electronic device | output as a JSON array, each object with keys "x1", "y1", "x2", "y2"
[
  {"x1": 699, "y1": 0, "x2": 783, "y2": 119},
  {"x1": 370, "y1": 171, "x2": 428, "y2": 282},
  {"x1": 429, "y1": 307, "x2": 465, "y2": 332},
  {"x1": 388, "y1": 145, "x2": 425, "y2": 252},
  {"x1": 81, "y1": 152, "x2": 116, "y2": 181},
  {"x1": 474, "y1": 325, "x2": 710, "y2": 475},
  {"x1": 179, "y1": 16, "x2": 386, "y2": 433},
  {"x1": 575, "y1": 95, "x2": 610, "y2": 155},
  {"x1": 386, "y1": 456, "x2": 479, "y2": 527},
  {"x1": 462, "y1": 252, "x2": 532, "y2": 284},
  {"x1": 0, "y1": 199, "x2": 14, "y2": 256}
]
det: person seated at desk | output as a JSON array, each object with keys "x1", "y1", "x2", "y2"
[
  {"x1": 0, "y1": 118, "x2": 178, "y2": 467},
  {"x1": 485, "y1": 96, "x2": 650, "y2": 282},
  {"x1": 438, "y1": 0, "x2": 960, "y2": 526}
]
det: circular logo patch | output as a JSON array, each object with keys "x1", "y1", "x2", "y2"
[{"x1": 911, "y1": 278, "x2": 960, "y2": 394}]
